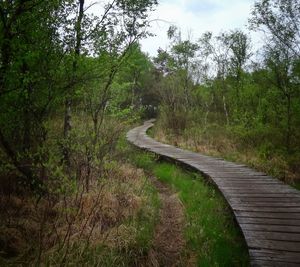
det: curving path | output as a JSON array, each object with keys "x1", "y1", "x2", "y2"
[{"x1": 127, "y1": 120, "x2": 300, "y2": 267}]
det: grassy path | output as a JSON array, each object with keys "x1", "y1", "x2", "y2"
[
  {"x1": 145, "y1": 176, "x2": 185, "y2": 266},
  {"x1": 129, "y1": 149, "x2": 249, "y2": 266}
]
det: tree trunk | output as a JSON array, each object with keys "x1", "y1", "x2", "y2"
[
  {"x1": 64, "y1": 0, "x2": 84, "y2": 137},
  {"x1": 63, "y1": 0, "x2": 84, "y2": 163},
  {"x1": 286, "y1": 93, "x2": 292, "y2": 152},
  {"x1": 22, "y1": 62, "x2": 32, "y2": 152},
  {"x1": 184, "y1": 72, "x2": 190, "y2": 110},
  {"x1": 204, "y1": 94, "x2": 214, "y2": 128},
  {"x1": 223, "y1": 95, "x2": 229, "y2": 125}
]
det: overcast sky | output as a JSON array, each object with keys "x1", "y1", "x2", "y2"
[
  {"x1": 141, "y1": 0, "x2": 260, "y2": 56},
  {"x1": 87, "y1": 0, "x2": 262, "y2": 57}
]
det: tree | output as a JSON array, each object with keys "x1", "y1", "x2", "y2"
[
  {"x1": 62, "y1": 0, "x2": 158, "y2": 162},
  {"x1": 167, "y1": 26, "x2": 199, "y2": 107},
  {"x1": 250, "y1": 0, "x2": 300, "y2": 151},
  {"x1": 226, "y1": 30, "x2": 251, "y2": 102},
  {"x1": 0, "y1": 0, "x2": 71, "y2": 190},
  {"x1": 199, "y1": 32, "x2": 231, "y2": 124},
  {"x1": 0, "y1": 0, "x2": 158, "y2": 189},
  {"x1": 249, "y1": 0, "x2": 300, "y2": 58},
  {"x1": 153, "y1": 26, "x2": 200, "y2": 131},
  {"x1": 112, "y1": 43, "x2": 157, "y2": 114}
]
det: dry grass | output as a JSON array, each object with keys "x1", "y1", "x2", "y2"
[
  {"x1": 0, "y1": 162, "x2": 157, "y2": 266},
  {"x1": 152, "y1": 124, "x2": 300, "y2": 186},
  {"x1": 147, "y1": 177, "x2": 185, "y2": 267}
]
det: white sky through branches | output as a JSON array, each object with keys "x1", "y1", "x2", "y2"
[{"x1": 86, "y1": 0, "x2": 262, "y2": 57}]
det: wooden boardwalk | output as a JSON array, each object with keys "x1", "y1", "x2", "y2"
[{"x1": 127, "y1": 120, "x2": 300, "y2": 267}]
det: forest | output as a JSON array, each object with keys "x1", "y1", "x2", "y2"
[{"x1": 0, "y1": 0, "x2": 299, "y2": 266}]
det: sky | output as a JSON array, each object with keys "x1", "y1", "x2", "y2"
[
  {"x1": 141, "y1": 0, "x2": 260, "y2": 56},
  {"x1": 87, "y1": 0, "x2": 262, "y2": 57}
]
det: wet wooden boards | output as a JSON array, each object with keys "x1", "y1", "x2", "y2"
[{"x1": 127, "y1": 120, "x2": 300, "y2": 267}]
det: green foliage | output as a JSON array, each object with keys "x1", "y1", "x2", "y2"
[
  {"x1": 0, "y1": 0, "x2": 158, "y2": 191},
  {"x1": 0, "y1": 0, "x2": 159, "y2": 264},
  {"x1": 154, "y1": 11, "x2": 300, "y2": 182}
]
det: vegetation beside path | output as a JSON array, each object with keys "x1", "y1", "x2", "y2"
[
  {"x1": 0, "y1": 157, "x2": 160, "y2": 266},
  {"x1": 127, "y1": 145, "x2": 250, "y2": 267},
  {"x1": 151, "y1": 121, "x2": 300, "y2": 191}
]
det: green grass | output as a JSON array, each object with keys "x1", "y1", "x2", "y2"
[{"x1": 130, "y1": 151, "x2": 249, "y2": 267}]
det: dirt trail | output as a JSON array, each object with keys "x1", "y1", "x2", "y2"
[{"x1": 144, "y1": 177, "x2": 186, "y2": 267}]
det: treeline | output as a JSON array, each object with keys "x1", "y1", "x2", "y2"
[
  {"x1": 150, "y1": 0, "x2": 300, "y2": 183},
  {"x1": 1, "y1": 0, "x2": 299, "y2": 200}
]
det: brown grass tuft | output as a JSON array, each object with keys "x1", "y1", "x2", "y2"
[{"x1": 0, "y1": 162, "x2": 152, "y2": 265}]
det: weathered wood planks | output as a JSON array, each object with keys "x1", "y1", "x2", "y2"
[{"x1": 127, "y1": 120, "x2": 300, "y2": 267}]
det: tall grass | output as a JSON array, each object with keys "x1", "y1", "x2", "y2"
[
  {"x1": 0, "y1": 159, "x2": 160, "y2": 266},
  {"x1": 152, "y1": 117, "x2": 300, "y2": 189}
]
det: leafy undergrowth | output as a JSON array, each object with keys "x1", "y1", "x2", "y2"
[
  {"x1": 152, "y1": 121, "x2": 300, "y2": 190},
  {"x1": 0, "y1": 162, "x2": 159, "y2": 266},
  {"x1": 129, "y1": 150, "x2": 249, "y2": 267}
]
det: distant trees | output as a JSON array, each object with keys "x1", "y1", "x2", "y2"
[
  {"x1": 154, "y1": 26, "x2": 199, "y2": 131},
  {"x1": 197, "y1": 30, "x2": 252, "y2": 124},
  {"x1": 154, "y1": 0, "x2": 300, "y2": 160},
  {"x1": 199, "y1": 32, "x2": 231, "y2": 124},
  {"x1": 153, "y1": 28, "x2": 252, "y2": 131},
  {"x1": 226, "y1": 31, "x2": 251, "y2": 104},
  {"x1": 250, "y1": 0, "x2": 300, "y2": 58}
]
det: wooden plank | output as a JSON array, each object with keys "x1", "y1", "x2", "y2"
[
  {"x1": 233, "y1": 206, "x2": 300, "y2": 212},
  {"x1": 243, "y1": 230, "x2": 300, "y2": 242},
  {"x1": 229, "y1": 197, "x2": 300, "y2": 203},
  {"x1": 246, "y1": 238, "x2": 300, "y2": 252},
  {"x1": 206, "y1": 174, "x2": 272, "y2": 178},
  {"x1": 249, "y1": 249, "x2": 300, "y2": 263},
  {"x1": 226, "y1": 193, "x2": 300, "y2": 198},
  {"x1": 234, "y1": 211, "x2": 300, "y2": 220},
  {"x1": 214, "y1": 178, "x2": 280, "y2": 182},
  {"x1": 212, "y1": 175, "x2": 284, "y2": 181},
  {"x1": 236, "y1": 217, "x2": 300, "y2": 226},
  {"x1": 215, "y1": 177, "x2": 280, "y2": 182},
  {"x1": 251, "y1": 259, "x2": 300, "y2": 267},
  {"x1": 206, "y1": 171, "x2": 268, "y2": 176},
  {"x1": 222, "y1": 188, "x2": 297, "y2": 194},
  {"x1": 230, "y1": 201, "x2": 300, "y2": 207},
  {"x1": 215, "y1": 181, "x2": 282, "y2": 186},
  {"x1": 220, "y1": 184, "x2": 293, "y2": 189},
  {"x1": 240, "y1": 223, "x2": 300, "y2": 233}
]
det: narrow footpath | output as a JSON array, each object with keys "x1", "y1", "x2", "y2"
[{"x1": 145, "y1": 176, "x2": 185, "y2": 267}]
